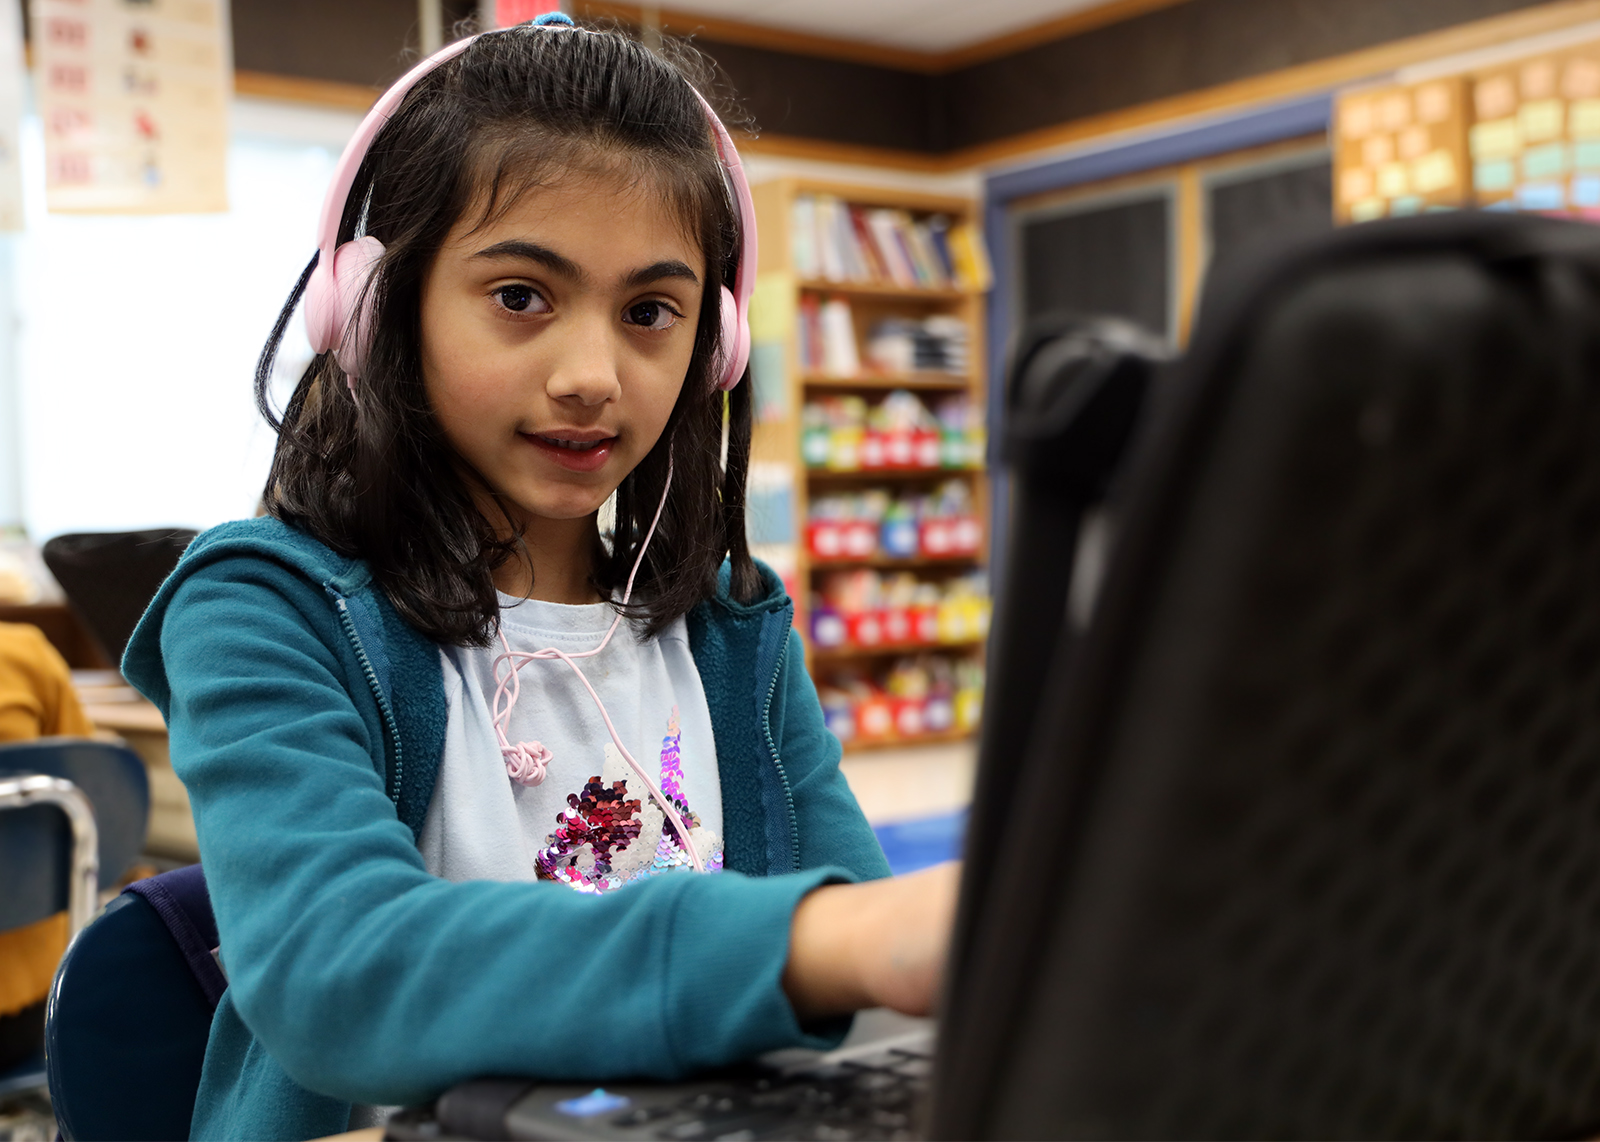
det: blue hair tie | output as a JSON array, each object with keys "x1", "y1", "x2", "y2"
[{"x1": 531, "y1": 11, "x2": 575, "y2": 26}]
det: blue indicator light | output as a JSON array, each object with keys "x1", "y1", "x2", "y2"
[{"x1": 555, "y1": 1088, "x2": 632, "y2": 1118}]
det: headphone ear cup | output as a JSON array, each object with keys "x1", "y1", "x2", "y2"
[
  {"x1": 716, "y1": 283, "x2": 750, "y2": 392},
  {"x1": 316, "y1": 235, "x2": 385, "y2": 382}
]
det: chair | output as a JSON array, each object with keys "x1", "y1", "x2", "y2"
[
  {"x1": 0, "y1": 740, "x2": 149, "y2": 1097},
  {"x1": 42, "y1": 530, "x2": 196, "y2": 668},
  {"x1": 47, "y1": 865, "x2": 224, "y2": 1142}
]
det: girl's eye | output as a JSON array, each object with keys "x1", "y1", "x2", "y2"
[
  {"x1": 493, "y1": 285, "x2": 549, "y2": 314},
  {"x1": 623, "y1": 300, "x2": 682, "y2": 331}
]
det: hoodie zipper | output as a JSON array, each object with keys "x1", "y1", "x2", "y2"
[
  {"x1": 759, "y1": 616, "x2": 801, "y2": 873},
  {"x1": 334, "y1": 595, "x2": 404, "y2": 806}
]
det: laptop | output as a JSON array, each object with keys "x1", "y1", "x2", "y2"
[{"x1": 389, "y1": 212, "x2": 1600, "y2": 1140}]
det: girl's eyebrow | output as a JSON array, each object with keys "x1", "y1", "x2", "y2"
[
  {"x1": 623, "y1": 260, "x2": 700, "y2": 289},
  {"x1": 468, "y1": 243, "x2": 699, "y2": 291},
  {"x1": 471, "y1": 240, "x2": 584, "y2": 280}
]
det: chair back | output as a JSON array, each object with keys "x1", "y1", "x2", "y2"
[
  {"x1": 42, "y1": 530, "x2": 195, "y2": 666},
  {"x1": 0, "y1": 739, "x2": 148, "y2": 933},
  {"x1": 47, "y1": 866, "x2": 222, "y2": 1142}
]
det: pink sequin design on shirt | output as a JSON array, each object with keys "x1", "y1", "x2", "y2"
[{"x1": 535, "y1": 706, "x2": 723, "y2": 893}]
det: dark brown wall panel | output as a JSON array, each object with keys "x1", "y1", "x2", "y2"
[
  {"x1": 937, "y1": 0, "x2": 1552, "y2": 152},
  {"x1": 230, "y1": 0, "x2": 477, "y2": 88},
  {"x1": 690, "y1": 39, "x2": 938, "y2": 153}
]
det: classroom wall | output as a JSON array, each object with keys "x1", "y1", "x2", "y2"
[
  {"x1": 934, "y1": 0, "x2": 1559, "y2": 151},
  {"x1": 22, "y1": 0, "x2": 1560, "y2": 156},
  {"x1": 6, "y1": 100, "x2": 361, "y2": 539}
]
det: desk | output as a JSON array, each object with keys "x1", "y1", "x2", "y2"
[
  {"x1": 0, "y1": 603, "x2": 112, "y2": 669},
  {"x1": 73, "y1": 672, "x2": 197, "y2": 862}
]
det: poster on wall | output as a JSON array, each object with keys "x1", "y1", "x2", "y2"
[
  {"x1": 32, "y1": 0, "x2": 230, "y2": 214},
  {"x1": 0, "y1": 0, "x2": 23, "y2": 230}
]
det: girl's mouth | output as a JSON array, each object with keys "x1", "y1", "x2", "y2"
[{"x1": 525, "y1": 432, "x2": 617, "y2": 473}]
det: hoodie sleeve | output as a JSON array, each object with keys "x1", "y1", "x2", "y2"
[{"x1": 159, "y1": 555, "x2": 858, "y2": 1108}]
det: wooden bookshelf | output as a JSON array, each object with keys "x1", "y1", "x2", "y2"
[
  {"x1": 796, "y1": 279, "x2": 971, "y2": 301},
  {"x1": 808, "y1": 638, "x2": 986, "y2": 666},
  {"x1": 802, "y1": 373, "x2": 972, "y2": 392},
  {"x1": 748, "y1": 177, "x2": 989, "y2": 753},
  {"x1": 809, "y1": 554, "x2": 982, "y2": 571},
  {"x1": 837, "y1": 728, "x2": 976, "y2": 753}
]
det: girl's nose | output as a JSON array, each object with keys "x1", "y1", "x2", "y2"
[{"x1": 544, "y1": 316, "x2": 623, "y2": 406}]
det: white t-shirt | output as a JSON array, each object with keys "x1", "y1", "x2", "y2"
[{"x1": 417, "y1": 593, "x2": 724, "y2": 891}]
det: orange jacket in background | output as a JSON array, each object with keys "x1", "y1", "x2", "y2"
[{"x1": 0, "y1": 621, "x2": 96, "y2": 1018}]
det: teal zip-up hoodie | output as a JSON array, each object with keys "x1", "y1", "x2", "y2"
[{"x1": 122, "y1": 518, "x2": 890, "y2": 1141}]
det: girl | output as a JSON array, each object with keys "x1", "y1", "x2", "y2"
[{"x1": 123, "y1": 14, "x2": 958, "y2": 1141}]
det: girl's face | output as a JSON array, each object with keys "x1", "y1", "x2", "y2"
[{"x1": 420, "y1": 164, "x2": 705, "y2": 532}]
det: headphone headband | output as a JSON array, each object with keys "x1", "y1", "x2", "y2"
[{"x1": 304, "y1": 17, "x2": 755, "y2": 392}]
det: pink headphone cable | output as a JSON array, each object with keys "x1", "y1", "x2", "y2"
[{"x1": 490, "y1": 459, "x2": 705, "y2": 873}]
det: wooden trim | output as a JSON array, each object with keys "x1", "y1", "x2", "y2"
[
  {"x1": 769, "y1": 179, "x2": 977, "y2": 215},
  {"x1": 575, "y1": 0, "x2": 1191, "y2": 74},
  {"x1": 233, "y1": 70, "x2": 379, "y2": 111},
  {"x1": 574, "y1": 2, "x2": 945, "y2": 72},
  {"x1": 733, "y1": 130, "x2": 947, "y2": 173},
  {"x1": 1175, "y1": 165, "x2": 1203, "y2": 344}
]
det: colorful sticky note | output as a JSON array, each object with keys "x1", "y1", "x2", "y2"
[
  {"x1": 1469, "y1": 118, "x2": 1520, "y2": 160},
  {"x1": 1574, "y1": 140, "x2": 1600, "y2": 170},
  {"x1": 1522, "y1": 142, "x2": 1568, "y2": 180},
  {"x1": 1571, "y1": 99, "x2": 1600, "y2": 139},
  {"x1": 1376, "y1": 161, "x2": 1410, "y2": 198},
  {"x1": 1340, "y1": 166, "x2": 1374, "y2": 204},
  {"x1": 1476, "y1": 75, "x2": 1517, "y2": 120},
  {"x1": 1341, "y1": 98, "x2": 1375, "y2": 140},
  {"x1": 1412, "y1": 150, "x2": 1457, "y2": 194},
  {"x1": 1351, "y1": 198, "x2": 1387, "y2": 223},
  {"x1": 1517, "y1": 182, "x2": 1566, "y2": 210},
  {"x1": 1474, "y1": 159, "x2": 1516, "y2": 192},
  {"x1": 1520, "y1": 99, "x2": 1565, "y2": 142},
  {"x1": 1415, "y1": 82, "x2": 1454, "y2": 124}
]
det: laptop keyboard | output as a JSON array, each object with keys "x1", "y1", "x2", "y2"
[
  {"x1": 384, "y1": 1031, "x2": 934, "y2": 1141},
  {"x1": 635, "y1": 1044, "x2": 931, "y2": 1140}
]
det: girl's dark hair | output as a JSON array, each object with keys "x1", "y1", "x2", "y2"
[{"x1": 255, "y1": 22, "x2": 761, "y2": 647}]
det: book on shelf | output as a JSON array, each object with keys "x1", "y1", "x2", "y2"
[
  {"x1": 790, "y1": 192, "x2": 991, "y2": 291},
  {"x1": 799, "y1": 294, "x2": 969, "y2": 378}
]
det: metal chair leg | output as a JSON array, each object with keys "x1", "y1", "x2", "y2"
[{"x1": 0, "y1": 775, "x2": 100, "y2": 937}]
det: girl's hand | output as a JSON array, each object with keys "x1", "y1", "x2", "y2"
[{"x1": 782, "y1": 861, "x2": 962, "y2": 1022}]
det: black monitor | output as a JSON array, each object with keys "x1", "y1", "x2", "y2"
[{"x1": 935, "y1": 212, "x2": 1600, "y2": 1139}]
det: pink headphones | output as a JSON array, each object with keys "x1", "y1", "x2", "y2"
[{"x1": 303, "y1": 14, "x2": 757, "y2": 393}]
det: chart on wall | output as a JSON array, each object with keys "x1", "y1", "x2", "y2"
[
  {"x1": 32, "y1": 0, "x2": 230, "y2": 214},
  {"x1": 0, "y1": 0, "x2": 23, "y2": 229},
  {"x1": 1335, "y1": 41, "x2": 1600, "y2": 222}
]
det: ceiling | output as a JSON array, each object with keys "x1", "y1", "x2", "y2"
[{"x1": 649, "y1": 0, "x2": 1123, "y2": 55}]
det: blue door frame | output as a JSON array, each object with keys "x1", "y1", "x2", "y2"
[{"x1": 980, "y1": 92, "x2": 1335, "y2": 583}]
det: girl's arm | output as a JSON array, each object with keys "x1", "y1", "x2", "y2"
[
  {"x1": 160, "y1": 556, "x2": 883, "y2": 1108},
  {"x1": 768, "y1": 630, "x2": 962, "y2": 1019},
  {"x1": 784, "y1": 861, "x2": 960, "y2": 1020}
]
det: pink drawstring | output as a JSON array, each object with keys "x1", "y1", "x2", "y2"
[{"x1": 491, "y1": 458, "x2": 704, "y2": 873}]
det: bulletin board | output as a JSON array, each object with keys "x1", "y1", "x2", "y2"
[{"x1": 1336, "y1": 41, "x2": 1600, "y2": 222}]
